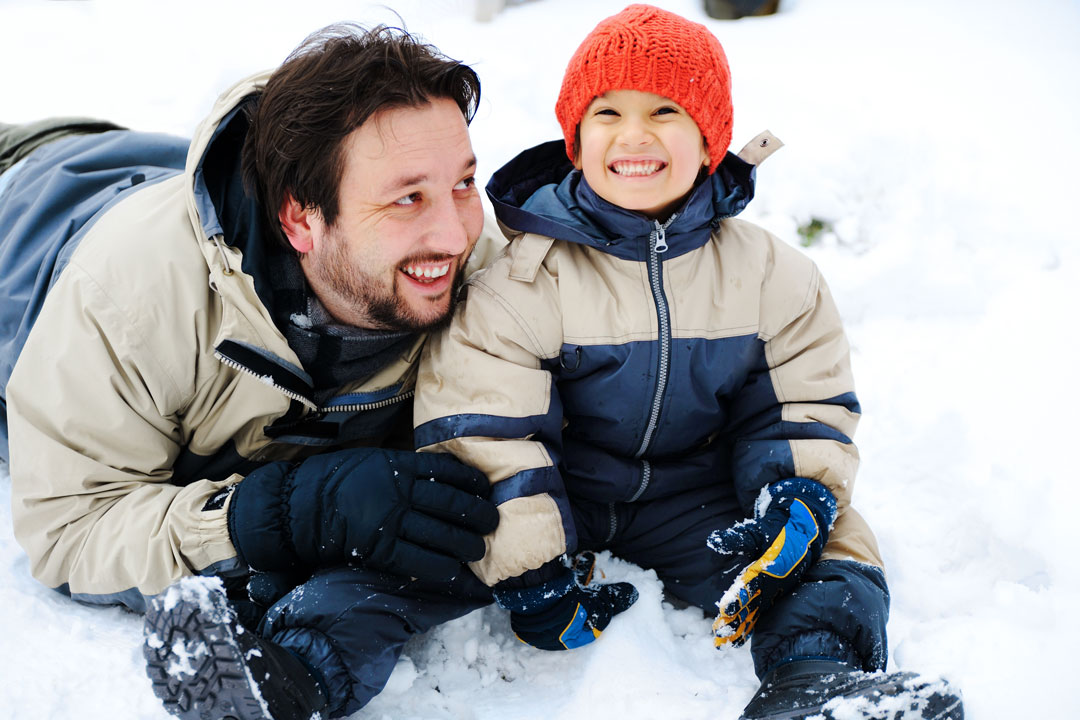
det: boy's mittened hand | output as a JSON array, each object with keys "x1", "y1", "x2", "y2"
[
  {"x1": 707, "y1": 478, "x2": 837, "y2": 648},
  {"x1": 494, "y1": 552, "x2": 638, "y2": 651}
]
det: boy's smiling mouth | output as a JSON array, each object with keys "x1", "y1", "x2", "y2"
[{"x1": 609, "y1": 159, "x2": 667, "y2": 177}]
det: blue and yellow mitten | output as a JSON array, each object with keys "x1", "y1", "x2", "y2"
[
  {"x1": 708, "y1": 478, "x2": 837, "y2": 648},
  {"x1": 494, "y1": 553, "x2": 638, "y2": 651}
]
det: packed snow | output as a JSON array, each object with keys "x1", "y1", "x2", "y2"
[{"x1": 2, "y1": 0, "x2": 1078, "y2": 718}]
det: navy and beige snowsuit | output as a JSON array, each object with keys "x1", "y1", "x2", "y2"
[{"x1": 415, "y1": 136, "x2": 891, "y2": 677}]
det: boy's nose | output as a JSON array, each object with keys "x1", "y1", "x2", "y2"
[{"x1": 617, "y1": 118, "x2": 654, "y2": 146}]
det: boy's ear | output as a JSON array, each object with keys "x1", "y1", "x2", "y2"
[{"x1": 278, "y1": 192, "x2": 314, "y2": 254}]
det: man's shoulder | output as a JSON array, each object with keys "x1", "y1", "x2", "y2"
[{"x1": 67, "y1": 174, "x2": 206, "y2": 291}]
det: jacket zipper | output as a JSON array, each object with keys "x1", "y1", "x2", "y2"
[
  {"x1": 319, "y1": 392, "x2": 413, "y2": 414},
  {"x1": 214, "y1": 350, "x2": 413, "y2": 414},
  {"x1": 635, "y1": 215, "x2": 676, "y2": 462}
]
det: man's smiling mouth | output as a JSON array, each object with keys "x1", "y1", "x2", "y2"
[{"x1": 403, "y1": 262, "x2": 451, "y2": 283}]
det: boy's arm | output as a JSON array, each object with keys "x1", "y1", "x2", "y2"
[
  {"x1": 725, "y1": 237, "x2": 880, "y2": 568},
  {"x1": 414, "y1": 259, "x2": 575, "y2": 586},
  {"x1": 728, "y1": 255, "x2": 859, "y2": 513}
]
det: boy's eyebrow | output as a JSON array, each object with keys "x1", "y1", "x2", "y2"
[{"x1": 381, "y1": 156, "x2": 478, "y2": 194}]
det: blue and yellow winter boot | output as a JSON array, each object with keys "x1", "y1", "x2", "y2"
[
  {"x1": 143, "y1": 576, "x2": 329, "y2": 720},
  {"x1": 740, "y1": 659, "x2": 964, "y2": 720}
]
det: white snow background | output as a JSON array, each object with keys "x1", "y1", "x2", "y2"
[{"x1": 2, "y1": 0, "x2": 1078, "y2": 718}]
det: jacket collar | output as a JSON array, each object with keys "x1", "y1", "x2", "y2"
[{"x1": 485, "y1": 139, "x2": 758, "y2": 262}]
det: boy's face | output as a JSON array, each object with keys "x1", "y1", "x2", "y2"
[{"x1": 574, "y1": 89, "x2": 710, "y2": 220}]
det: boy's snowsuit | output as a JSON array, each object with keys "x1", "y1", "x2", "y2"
[
  {"x1": 415, "y1": 137, "x2": 891, "y2": 676},
  {"x1": 0, "y1": 74, "x2": 500, "y2": 715}
]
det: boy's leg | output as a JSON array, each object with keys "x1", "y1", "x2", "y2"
[
  {"x1": 260, "y1": 565, "x2": 493, "y2": 717},
  {"x1": 590, "y1": 486, "x2": 890, "y2": 678}
]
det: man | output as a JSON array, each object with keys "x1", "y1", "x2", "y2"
[{"x1": 0, "y1": 24, "x2": 504, "y2": 720}]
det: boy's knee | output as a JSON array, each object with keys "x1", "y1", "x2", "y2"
[{"x1": 750, "y1": 560, "x2": 890, "y2": 678}]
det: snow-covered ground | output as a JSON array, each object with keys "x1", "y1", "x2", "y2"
[{"x1": 2, "y1": 0, "x2": 1078, "y2": 718}]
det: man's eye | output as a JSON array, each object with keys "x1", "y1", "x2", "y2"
[
  {"x1": 454, "y1": 177, "x2": 476, "y2": 191},
  {"x1": 394, "y1": 192, "x2": 421, "y2": 206}
]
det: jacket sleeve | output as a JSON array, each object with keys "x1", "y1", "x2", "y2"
[
  {"x1": 725, "y1": 236, "x2": 882, "y2": 567},
  {"x1": 414, "y1": 249, "x2": 574, "y2": 586},
  {"x1": 7, "y1": 258, "x2": 241, "y2": 612}
]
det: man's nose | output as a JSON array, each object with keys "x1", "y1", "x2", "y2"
[{"x1": 423, "y1": 195, "x2": 471, "y2": 256}]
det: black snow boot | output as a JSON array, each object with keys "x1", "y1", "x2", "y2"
[
  {"x1": 143, "y1": 577, "x2": 330, "y2": 720},
  {"x1": 740, "y1": 659, "x2": 964, "y2": 720}
]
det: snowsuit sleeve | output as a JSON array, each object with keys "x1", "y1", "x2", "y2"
[
  {"x1": 415, "y1": 235, "x2": 573, "y2": 586},
  {"x1": 725, "y1": 229, "x2": 881, "y2": 567}
]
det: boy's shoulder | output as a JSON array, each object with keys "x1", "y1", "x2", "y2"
[
  {"x1": 472, "y1": 229, "x2": 584, "y2": 287},
  {"x1": 712, "y1": 217, "x2": 813, "y2": 267}
]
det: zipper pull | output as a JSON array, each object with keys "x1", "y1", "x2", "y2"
[{"x1": 652, "y1": 221, "x2": 669, "y2": 254}]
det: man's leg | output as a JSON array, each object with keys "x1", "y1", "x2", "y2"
[
  {"x1": 260, "y1": 566, "x2": 492, "y2": 718},
  {"x1": 144, "y1": 568, "x2": 491, "y2": 720},
  {"x1": 0, "y1": 118, "x2": 122, "y2": 173}
]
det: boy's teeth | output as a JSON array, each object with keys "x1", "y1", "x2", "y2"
[{"x1": 612, "y1": 161, "x2": 663, "y2": 176}]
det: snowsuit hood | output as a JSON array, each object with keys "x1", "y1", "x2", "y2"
[{"x1": 485, "y1": 138, "x2": 757, "y2": 261}]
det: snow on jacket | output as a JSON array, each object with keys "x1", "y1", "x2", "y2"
[
  {"x1": 415, "y1": 135, "x2": 883, "y2": 586},
  {"x1": 0, "y1": 73, "x2": 502, "y2": 611}
]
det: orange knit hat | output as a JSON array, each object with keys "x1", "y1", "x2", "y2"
[{"x1": 555, "y1": 4, "x2": 733, "y2": 174}]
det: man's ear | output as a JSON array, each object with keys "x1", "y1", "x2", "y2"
[{"x1": 278, "y1": 193, "x2": 314, "y2": 254}]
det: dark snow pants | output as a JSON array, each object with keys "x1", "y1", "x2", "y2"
[
  {"x1": 259, "y1": 481, "x2": 889, "y2": 718},
  {"x1": 258, "y1": 566, "x2": 492, "y2": 718},
  {"x1": 571, "y1": 481, "x2": 891, "y2": 678}
]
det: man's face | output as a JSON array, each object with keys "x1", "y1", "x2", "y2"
[
  {"x1": 575, "y1": 89, "x2": 709, "y2": 220},
  {"x1": 297, "y1": 97, "x2": 483, "y2": 332}
]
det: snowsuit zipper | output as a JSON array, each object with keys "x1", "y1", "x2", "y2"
[
  {"x1": 607, "y1": 216, "x2": 678, "y2": 540},
  {"x1": 635, "y1": 215, "x2": 676, "y2": 465}
]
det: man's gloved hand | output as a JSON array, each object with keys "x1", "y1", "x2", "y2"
[
  {"x1": 227, "y1": 448, "x2": 499, "y2": 581},
  {"x1": 708, "y1": 477, "x2": 837, "y2": 648},
  {"x1": 493, "y1": 552, "x2": 638, "y2": 651}
]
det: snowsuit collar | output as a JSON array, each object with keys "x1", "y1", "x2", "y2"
[{"x1": 485, "y1": 139, "x2": 758, "y2": 262}]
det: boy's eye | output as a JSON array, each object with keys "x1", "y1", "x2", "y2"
[
  {"x1": 454, "y1": 177, "x2": 476, "y2": 191},
  {"x1": 654, "y1": 107, "x2": 678, "y2": 116},
  {"x1": 394, "y1": 192, "x2": 421, "y2": 206},
  {"x1": 595, "y1": 108, "x2": 619, "y2": 116}
]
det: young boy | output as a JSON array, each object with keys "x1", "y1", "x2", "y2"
[{"x1": 416, "y1": 6, "x2": 962, "y2": 719}]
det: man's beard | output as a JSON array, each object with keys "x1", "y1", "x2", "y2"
[{"x1": 314, "y1": 238, "x2": 465, "y2": 333}]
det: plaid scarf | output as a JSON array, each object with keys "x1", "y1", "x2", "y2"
[{"x1": 265, "y1": 243, "x2": 415, "y2": 405}]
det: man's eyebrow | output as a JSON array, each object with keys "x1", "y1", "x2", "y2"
[{"x1": 381, "y1": 156, "x2": 477, "y2": 194}]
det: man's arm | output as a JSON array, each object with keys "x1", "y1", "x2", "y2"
[{"x1": 7, "y1": 258, "x2": 240, "y2": 611}]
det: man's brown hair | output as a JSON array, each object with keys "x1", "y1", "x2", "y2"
[{"x1": 242, "y1": 23, "x2": 481, "y2": 246}]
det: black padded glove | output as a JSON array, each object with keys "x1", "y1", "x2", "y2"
[{"x1": 227, "y1": 448, "x2": 499, "y2": 581}]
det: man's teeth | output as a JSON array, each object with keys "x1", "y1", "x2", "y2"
[
  {"x1": 404, "y1": 264, "x2": 450, "y2": 280},
  {"x1": 611, "y1": 161, "x2": 664, "y2": 176}
]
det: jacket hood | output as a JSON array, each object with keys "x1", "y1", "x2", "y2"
[
  {"x1": 485, "y1": 139, "x2": 758, "y2": 261},
  {"x1": 186, "y1": 72, "x2": 281, "y2": 305}
]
